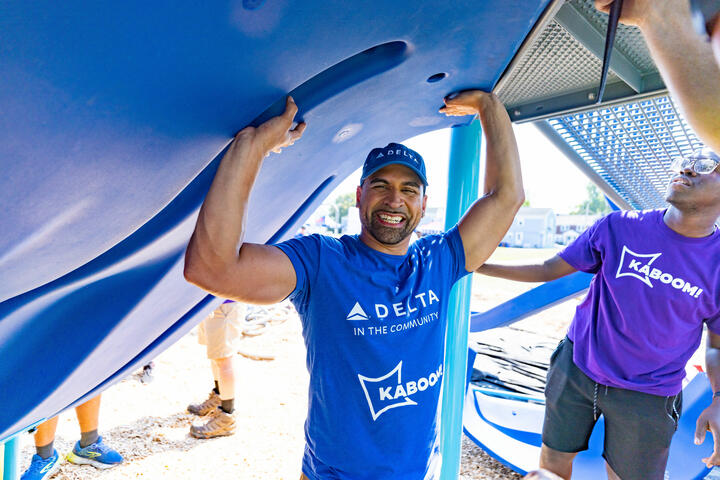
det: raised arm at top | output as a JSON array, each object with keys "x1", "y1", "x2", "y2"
[
  {"x1": 440, "y1": 90, "x2": 525, "y2": 271},
  {"x1": 595, "y1": 0, "x2": 720, "y2": 153},
  {"x1": 184, "y1": 97, "x2": 307, "y2": 303}
]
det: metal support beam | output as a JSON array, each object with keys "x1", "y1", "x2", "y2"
[
  {"x1": 508, "y1": 75, "x2": 665, "y2": 123},
  {"x1": 533, "y1": 120, "x2": 634, "y2": 210},
  {"x1": 439, "y1": 118, "x2": 481, "y2": 480},
  {"x1": 554, "y1": 2, "x2": 644, "y2": 93}
]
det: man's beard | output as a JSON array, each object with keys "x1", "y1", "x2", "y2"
[{"x1": 363, "y1": 212, "x2": 416, "y2": 245}]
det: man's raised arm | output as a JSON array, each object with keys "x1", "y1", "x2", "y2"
[
  {"x1": 184, "y1": 97, "x2": 306, "y2": 304},
  {"x1": 440, "y1": 90, "x2": 525, "y2": 272}
]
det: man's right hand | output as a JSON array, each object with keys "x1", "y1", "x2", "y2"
[
  {"x1": 242, "y1": 96, "x2": 307, "y2": 157},
  {"x1": 184, "y1": 95, "x2": 306, "y2": 304}
]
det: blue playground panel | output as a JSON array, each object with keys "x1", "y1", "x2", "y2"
[{"x1": 0, "y1": 0, "x2": 550, "y2": 443}]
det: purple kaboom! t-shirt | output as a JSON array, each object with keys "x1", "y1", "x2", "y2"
[{"x1": 559, "y1": 209, "x2": 720, "y2": 396}]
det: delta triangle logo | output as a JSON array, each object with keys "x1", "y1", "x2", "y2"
[{"x1": 346, "y1": 301, "x2": 369, "y2": 321}]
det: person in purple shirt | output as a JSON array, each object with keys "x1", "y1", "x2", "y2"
[{"x1": 477, "y1": 147, "x2": 720, "y2": 480}]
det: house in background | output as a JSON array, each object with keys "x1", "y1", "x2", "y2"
[
  {"x1": 555, "y1": 214, "x2": 601, "y2": 245},
  {"x1": 501, "y1": 207, "x2": 556, "y2": 248}
]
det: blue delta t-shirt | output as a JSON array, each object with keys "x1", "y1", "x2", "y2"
[{"x1": 275, "y1": 226, "x2": 469, "y2": 480}]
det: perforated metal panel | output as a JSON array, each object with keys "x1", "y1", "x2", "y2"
[
  {"x1": 547, "y1": 95, "x2": 703, "y2": 209},
  {"x1": 567, "y1": 0, "x2": 655, "y2": 74},
  {"x1": 496, "y1": 0, "x2": 664, "y2": 121},
  {"x1": 497, "y1": 20, "x2": 620, "y2": 107}
]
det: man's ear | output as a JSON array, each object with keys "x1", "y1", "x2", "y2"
[
  {"x1": 421, "y1": 194, "x2": 428, "y2": 217},
  {"x1": 356, "y1": 185, "x2": 362, "y2": 207}
]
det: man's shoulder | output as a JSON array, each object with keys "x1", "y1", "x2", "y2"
[
  {"x1": 284, "y1": 232, "x2": 356, "y2": 255},
  {"x1": 613, "y1": 208, "x2": 661, "y2": 221},
  {"x1": 593, "y1": 209, "x2": 661, "y2": 230},
  {"x1": 412, "y1": 227, "x2": 460, "y2": 252}
]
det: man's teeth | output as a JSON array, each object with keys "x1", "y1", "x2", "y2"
[{"x1": 378, "y1": 213, "x2": 403, "y2": 224}]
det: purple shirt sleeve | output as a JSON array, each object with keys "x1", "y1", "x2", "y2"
[
  {"x1": 557, "y1": 215, "x2": 610, "y2": 274},
  {"x1": 706, "y1": 313, "x2": 720, "y2": 335}
]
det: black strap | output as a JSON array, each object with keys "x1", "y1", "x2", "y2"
[{"x1": 597, "y1": 0, "x2": 623, "y2": 104}]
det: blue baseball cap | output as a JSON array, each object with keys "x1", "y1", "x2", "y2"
[{"x1": 360, "y1": 142, "x2": 428, "y2": 186}]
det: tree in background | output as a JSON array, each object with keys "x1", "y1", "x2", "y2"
[
  {"x1": 573, "y1": 184, "x2": 610, "y2": 215},
  {"x1": 328, "y1": 192, "x2": 356, "y2": 223}
]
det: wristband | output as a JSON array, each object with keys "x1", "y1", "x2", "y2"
[{"x1": 714, "y1": 391, "x2": 720, "y2": 399}]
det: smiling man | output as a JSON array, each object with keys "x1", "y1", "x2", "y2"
[
  {"x1": 183, "y1": 89, "x2": 524, "y2": 480},
  {"x1": 477, "y1": 147, "x2": 720, "y2": 480}
]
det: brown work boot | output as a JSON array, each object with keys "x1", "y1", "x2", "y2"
[
  {"x1": 187, "y1": 390, "x2": 221, "y2": 416},
  {"x1": 190, "y1": 408, "x2": 236, "y2": 438}
]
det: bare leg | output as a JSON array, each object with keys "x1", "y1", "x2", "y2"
[
  {"x1": 33, "y1": 416, "x2": 59, "y2": 449},
  {"x1": 523, "y1": 469, "x2": 563, "y2": 480},
  {"x1": 212, "y1": 356, "x2": 235, "y2": 401},
  {"x1": 210, "y1": 360, "x2": 220, "y2": 385},
  {"x1": 75, "y1": 394, "x2": 101, "y2": 433},
  {"x1": 605, "y1": 461, "x2": 622, "y2": 480},
  {"x1": 539, "y1": 444, "x2": 578, "y2": 480}
]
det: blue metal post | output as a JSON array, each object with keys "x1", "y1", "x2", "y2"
[
  {"x1": 3, "y1": 436, "x2": 20, "y2": 480},
  {"x1": 440, "y1": 118, "x2": 482, "y2": 479}
]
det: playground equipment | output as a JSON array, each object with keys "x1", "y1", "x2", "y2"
[{"x1": 0, "y1": 0, "x2": 714, "y2": 478}]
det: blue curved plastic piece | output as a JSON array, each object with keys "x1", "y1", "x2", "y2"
[
  {"x1": 0, "y1": 0, "x2": 551, "y2": 441},
  {"x1": 464, "y1": 374, "x2": 713, "y2": 479},
  {"x1": 470, "y1": 271, "x2": 595, "y2": 332}
]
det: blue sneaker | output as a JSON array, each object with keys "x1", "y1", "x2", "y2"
[
  {"x1": 20, "y1": 450, "x2": 60, "y2": 480},
  {"x1": 66, "y1": 436, "x2": 123, "y2": 469}
]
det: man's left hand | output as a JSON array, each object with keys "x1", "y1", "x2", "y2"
[{"x1": 695, "y1": 399, "x2": 720, "y2": 467}]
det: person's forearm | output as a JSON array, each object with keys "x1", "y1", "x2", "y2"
[
  {"x1": 707, "y1": 345, "x2": 720, "y2": 396},
  {"x1": 640, "y1": 1, "x2": 720, "y2": 153},
  {"x1": 477, "y1": 96, "x2": 524, "y2": 205},
  {"x1": 186, "y1": 130, "x2": 265, "y2": 279},
  {"x1": 478, "y1": 262, "x2": 558, "y2": 282}
]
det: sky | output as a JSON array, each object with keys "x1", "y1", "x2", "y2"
[{"x1": 324, "y1": 122, "x2": 592, "y2": 215}]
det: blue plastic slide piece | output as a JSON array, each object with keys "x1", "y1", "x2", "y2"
[
  {"x1": 470, "y1": 271, "x2": 594, "y2": 332},
  {"x1": 0, "y1": 0, "x2": 551, "y2": 441}
]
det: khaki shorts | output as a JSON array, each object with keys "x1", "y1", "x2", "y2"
[{"x1": 197, "y1": 302, "x2": 245, "y2": 360}]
